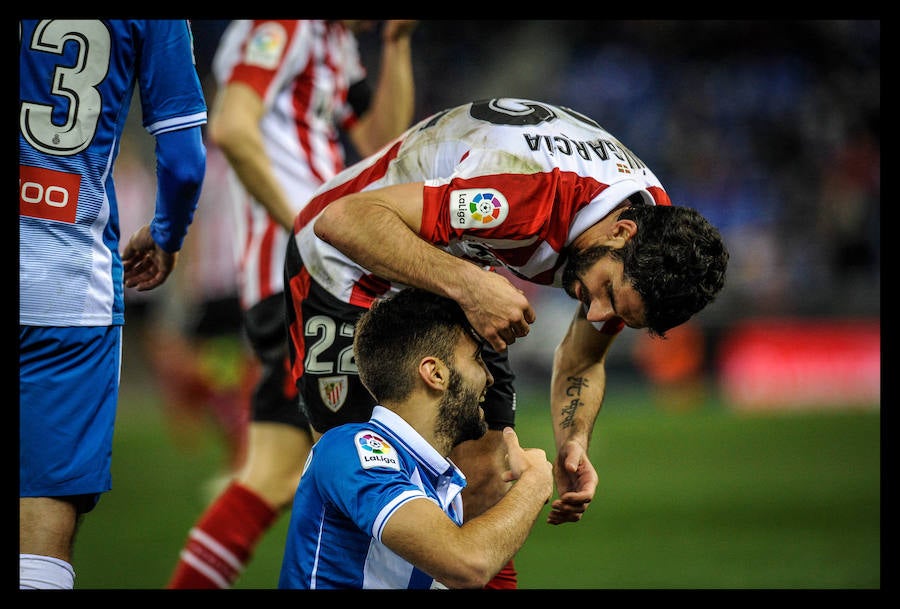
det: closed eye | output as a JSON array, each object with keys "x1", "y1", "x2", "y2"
[
  {"x1": 577, "y1": 282, "x2": 591, "y2": 312},
  {"x1": 606, "y1": 283, "x2": 618, "y2": 317}
]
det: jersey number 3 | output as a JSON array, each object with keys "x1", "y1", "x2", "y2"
[{"x1": 20, "y1": 20, "x2": 110, "y2": 156}]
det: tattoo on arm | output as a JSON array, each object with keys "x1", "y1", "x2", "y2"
[{"x1": 560, "y1": 376, "x2": 589, "y2": 430}]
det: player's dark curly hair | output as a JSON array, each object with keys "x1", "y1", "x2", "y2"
[
  {"x1": 354, "y1": 287, "x2": 472, "y2": 403},
  {"x1": 615, "y1": 205, "x2": 728, "y2": 337}
]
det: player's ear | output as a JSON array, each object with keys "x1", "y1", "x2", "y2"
[
  {"x1": 610, "y1": 218, "x2": 637, "y2": 244},
  {"x1": 418, "y1": 356, "x2": 447, "y2": 390}
]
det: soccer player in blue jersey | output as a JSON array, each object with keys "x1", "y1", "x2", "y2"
[
  {"x1": 19, "y1": 19, "x2": 207, "y2": 589},
  {"x1": 278, "y1": 287, "x2": 553, "y2": 589}
]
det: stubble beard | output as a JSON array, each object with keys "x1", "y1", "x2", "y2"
[{"x1": 563, "y1": 245, "x2": 612, "y2": 304}]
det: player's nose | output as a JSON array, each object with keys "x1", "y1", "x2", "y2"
[{"x1": 586, "y1": 300, "x2": 615, "y2": 324}]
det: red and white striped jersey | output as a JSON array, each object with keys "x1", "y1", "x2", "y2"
[
  {"x1": 292, "y1": 98, "x2": 671, "y2": 309},
  {"x1": 213, "y1": 20, "x2": 366, "y2": 310}
]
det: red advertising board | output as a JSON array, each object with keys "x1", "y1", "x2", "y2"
[{"x1": 717, "y1": 319, "x2": 880, "y2": 411}]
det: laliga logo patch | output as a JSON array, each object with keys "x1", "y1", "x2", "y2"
[
  {"x1": 451, "y1": 188, "x2": 509, "y2": 229},
  {"x1": 355, "y1": 431, "x2": 400, "y2": 471},
  {"x1": 318, "y1": 376, "x2": 348, "y2": 412},
  {"x1": 245, "y1": 22, "x2": 287, "y2": 69}
]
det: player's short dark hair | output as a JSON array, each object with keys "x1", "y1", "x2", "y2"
[
  {"x1": 354, "y1": 287, "x2": 472, "y2": 403},
  {"x1": 615, "y1": 204, "x2": 729, "y2": 337}
]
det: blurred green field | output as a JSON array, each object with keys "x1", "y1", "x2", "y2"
[{"x1": 72, "y1": 384, "x2": 880, "y2": 590}]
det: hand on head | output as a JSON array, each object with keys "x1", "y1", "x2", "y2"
[{"x1": 460, "y1": 269, "x2": 536, "y2": 352}]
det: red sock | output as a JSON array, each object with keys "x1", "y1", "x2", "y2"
[
  {"x1": 484, "y1": 559, "x2": 517, "y2": 589},
  {"x1": 166, "y1": 481, "x2": 277, "y2": 589}
]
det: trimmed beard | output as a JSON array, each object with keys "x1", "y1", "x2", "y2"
[{"x1": 436, "y1": 368, "x2": 488, "y2": 447}]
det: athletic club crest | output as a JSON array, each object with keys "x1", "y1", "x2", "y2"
[{"x1": 318, "y1": 375, "x2": 348, "y2": 412}]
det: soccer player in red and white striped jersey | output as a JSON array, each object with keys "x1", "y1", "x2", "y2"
[{"x1": 283, "y1": 98, "x2": 728, "y2": 587}]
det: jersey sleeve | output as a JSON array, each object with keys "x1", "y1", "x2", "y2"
[
  {"x1": 150, "y1": 126, "x2": 206, "y2": 252},
  {"x1": 138, "y1": 20, "x2": 208, "y2": 135},
  {"x1": 224, "y1": 20, "x2": 304, "y2": 106},
  {"x1": 314, "y1": 428, "x2": 431, "y2": 541},
  {"x1": 421, "y1": 150, "x2": 602, "y2": 252}
]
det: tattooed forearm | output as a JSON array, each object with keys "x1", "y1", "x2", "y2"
[
  {"x1": 559, "y1": 376, "x2": 589, "y2": 429},
  {"x1": 566, "y1": 376, "x2": 589, "y2": 397},
  {"x1": 560, "y1": 398, "x2": 581, "y2": 429}
]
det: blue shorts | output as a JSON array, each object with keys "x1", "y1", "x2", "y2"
[{"x1": 19, "y1": 325, "x2": 122, "y2": 512}]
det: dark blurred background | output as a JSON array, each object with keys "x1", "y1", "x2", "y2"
[{"x1": 122, "y1": 20, "x2": 880, "y2": 412}]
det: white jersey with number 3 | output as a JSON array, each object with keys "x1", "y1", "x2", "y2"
[{"x1": 292, "y1": 98, "x2": 671, "y2": 309}]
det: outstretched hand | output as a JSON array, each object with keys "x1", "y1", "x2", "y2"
[
  {"x1": 122, "y1": 224, "x2": 178, "y2": 292},
  {"x1": 547, "y1": 438, "x2": 598, "y2": 525}
]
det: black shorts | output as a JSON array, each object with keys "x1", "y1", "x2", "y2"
[
  {"x1": 284, "y1": 241, "x2": 516, "y2": 435},
  {"x1": 243, "y1": 293, "x2": 309, "y2": 428}
]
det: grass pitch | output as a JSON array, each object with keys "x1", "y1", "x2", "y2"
[{"x1": 71, "y1": 383, "x2": 880, "y2": 590}]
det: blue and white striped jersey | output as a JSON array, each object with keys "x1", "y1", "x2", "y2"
[{"x1": 19, "y1": 19, "x2": 207, "y2": 326}]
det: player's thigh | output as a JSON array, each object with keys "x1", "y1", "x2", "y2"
[
  {"x1": 238, "y1": 421, "x2": 314, "y2": 490},
  {"x1": 243, "y1": 293, "x2": 308, "y2": 429}
]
